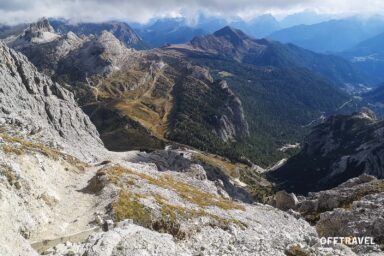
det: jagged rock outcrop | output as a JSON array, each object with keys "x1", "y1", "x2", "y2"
[
  {"x1": 4, "y1": 18, "x2": 85, "y2": 75},
  {"x1": 274, "y1": 190, "x2": 299, "y2": 211},
  {"x1": 5, "y1": 19, "x2": 137, "y2": 79},
  {"x1": 57, "y1": 31, "x2": 135, "y2": 79},
  {"x1": 7, "y1": 18, "x2": 59, "y2": 46},
  {"x1": 269, "y1": 175, "x2": 384, "y2": 254},
  {"x1": 0, "y1": 41, "x2": 103, "y2": 160},
  {"x1": 135, "y1": 148, "x2": 253, "y2": 203},
  {"x1": 269, "y1": 109, "x2": 384, "y2": 194},
  {"x1": 316, "y1": 192, "x2": 384, "y2": 253},
  {"x1": 4, "y1": 18, "x2": 142, "y2": 81},
  {"x1": 310, "y1": 175, "x2": 384, "y2": 254},
  {"x1": 212, "y1": 81, "x2": 250, "y2": 142},
  {"x1": 50, "y1": 19, "x2": 147, "y2": 49}
]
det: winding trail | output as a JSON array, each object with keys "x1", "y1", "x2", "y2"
[{"x1": 29, "y1": 166, "x2": 99, "y2": 243}]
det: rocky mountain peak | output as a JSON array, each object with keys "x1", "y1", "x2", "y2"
[
  {"x1": 28, "y1": 17, "x2": 55, "y2": 33},
  {"x1": 108, "y1": 21, "x2": 143, "y2": 45},
  {"x1": 188, "y1": 26, "x2": 264, "y2": 62},
  {"x1": 23, "y1": 18, "x2": 58, "y2": 42},
  {"x1": 212, "y1": 80, "x2": 250, "y2": 142},
  {"x1": 97, "y1": 30, "x2": 125, "y2": 48},
  {"x1": 6, "y1": 17, "x2": 59, "y2": 47},
  {"x1": 213, "y1": 26, "x2": 250, "y2": 43}
]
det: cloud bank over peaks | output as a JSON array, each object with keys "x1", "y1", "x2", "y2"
[{"x1": 0, "y1": 0, "x2": 384, "y2": 25}]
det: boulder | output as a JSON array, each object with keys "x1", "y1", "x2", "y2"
[{"x1": 275, "y1": 190, "x2": 298, "y2": 211}]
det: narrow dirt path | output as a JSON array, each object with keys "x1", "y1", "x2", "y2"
[{"x1": 29, "y1": 167, "x2": 99, "y2": 243}]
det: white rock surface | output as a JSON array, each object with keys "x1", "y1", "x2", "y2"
[{"x1": 0, "y1": 41, "x2": 104, "y2": 161}]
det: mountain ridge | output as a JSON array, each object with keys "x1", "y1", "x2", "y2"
[{"x1": 174, "y1": 26, "x2": 365, "y2": 85}]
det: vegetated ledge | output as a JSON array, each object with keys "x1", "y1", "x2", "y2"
[
  {"x1": 0, "y1": 132, "x2": 88, "y2": 171},
  {"x1": 92, "y1": 164, "x2": 248, "y2": 239}
]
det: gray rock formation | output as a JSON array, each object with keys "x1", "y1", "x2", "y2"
[
  {"x1": 269, "y1": 110, "x2": 384, "y2": 194},
  {"x1": 44, "y1": 221, "x2": 356, "y2": 256},
  {"x1": 0, "y1": 41, "x2": 103, "y2": 161},
  {"x1": 6, "y1": 18, "x2": 59, "y2": 47},
  {"x1": 17, "y1": 18, "x2": 56, "y2": 42},
  {"x1": 213, "y1": 81, "x2": 250, "y2": 142},
  {"x1": 316, "y1": 188, "x2": 384, "y2": 254},
  {"x1": 50, "y1": 20, "x2": 146, "y2": 49},
  {"x1": 4, "y1": 18, "x2": 85, "y2": 76},
  {"x1": 57, "y1": 30, "x2": 135, "y2": 80},
  {"x1": 5, "y1": 19, "x2": 137, "y2": 80},
  {"x1": 274, "y1": 190, "x2": 299, "y2": 211},
  {"x1": 273, "y1": 175, "x2": 384, "y2": 254},
  {"x1": 134, "y1": 148, "x2": 253, "y2": 203}
]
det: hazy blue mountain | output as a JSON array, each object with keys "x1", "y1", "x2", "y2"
[
  {"x1": 364, "y1": 85, "x2": 384, "y2": 103},
  {"x1": 191, "y1": 14, "x2": 228, "y2": 33},
  {"x1": 341, "y1": 32, "x2": 384, "y2": 84},
  {"x1": 230, "y1": 14, "x2": 281, "y2": 38},
  {"x1": 362, "y1": 85, "x2": 384, "y2": 116},
  {"x1": 134, "y1": 18, "x2": 206, "y2": 47},
  {"x1": 279, "y1": 10, "x2": 333, "y2": 28},
  {"x1": 269, "y1": 17, "x2": 384, "y2": 53}
]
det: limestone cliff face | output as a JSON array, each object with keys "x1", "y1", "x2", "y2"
[
  {"x1": 0, "y1": 42, "x2": 103, "y2": 160},
  {"x1": 213, "y1": 81, "x2": 250, "y2": 142}
]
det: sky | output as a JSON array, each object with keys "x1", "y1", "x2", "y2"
[{"x1": 0, "y1": 0, "x2": 384, "y2": 25}]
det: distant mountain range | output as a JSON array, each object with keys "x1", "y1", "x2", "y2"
[
  {"x1": 133, "y1": 14, "x2": 281, "y2": 47},
  {"x1": 132, "y1": 14, "x2": 384, "y2": 53},
  {"x1": 269, "y1": 17, "x2": 384, "y2": 53},
  {"x1": 131, "y1": 11, "x2": 340, "y2": 48},
  {"x1": 185, "y1": 26, "x2": 363, "y2": 85},
  {"x1": 2, "y1": 14, "x2": 384, "y2": 56},
  {"x1": 132, "y1": 18, "x2": 206, "y2": 48}
]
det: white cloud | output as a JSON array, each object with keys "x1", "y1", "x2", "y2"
[{"x1": 0, "y1": 0, "x2": 383, "y2": 25}]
